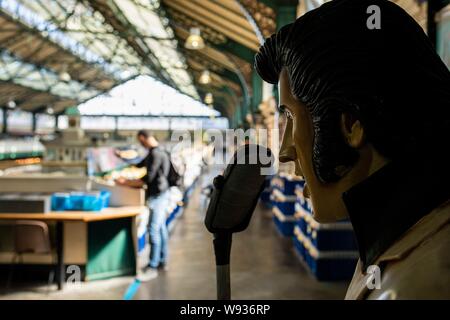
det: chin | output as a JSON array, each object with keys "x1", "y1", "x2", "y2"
[
  {"x1": 312, "y1": 212, "x2": 337, "y2": 224},
  {"x1": 311, "y1": 204, "x2": 348, "y2": 223}
]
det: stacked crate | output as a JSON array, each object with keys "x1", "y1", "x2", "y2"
[
  {"x1": 293, "y1": 183, "x2": 359, "y2": 281},
  {"x1": 271, "y1": 173, "x2": 304, "y2": 236},
  {"x1": 260, "y1": 175, "x2": 274, "y2": 207}
]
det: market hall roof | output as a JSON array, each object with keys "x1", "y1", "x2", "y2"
[
  {"x1": 0, "y1": 0, "x2": 435, "y2": 119},
  {"x1": 0, "y1": 0, "x2": 198, "y2": 114}
]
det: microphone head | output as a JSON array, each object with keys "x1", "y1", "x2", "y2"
[{"x1": 204, "y1": 144, "x2": 275, "y2": 234}]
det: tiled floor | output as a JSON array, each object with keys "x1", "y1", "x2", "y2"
[{"x1": 0, "y1": 169, "x2": 349, "y2": 300}]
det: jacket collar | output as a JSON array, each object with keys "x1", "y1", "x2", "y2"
[
  {"x1": 342, "y1": 151, "x2": 450, "y2": 268},
  {"x1": 378, "y1": 200, "x2": 450, "y2": 263},
  {"x1": 344, "y1": 201, "x2": 450, "y2": 300}
]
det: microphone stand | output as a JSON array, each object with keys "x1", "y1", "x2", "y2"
[{"x1": 213, "y1": 232, "x2": 232, "y2": 300}]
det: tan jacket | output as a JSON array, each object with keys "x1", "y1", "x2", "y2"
[{"x1": 345, "y1": 200, "x2": 450, "y2": 300}]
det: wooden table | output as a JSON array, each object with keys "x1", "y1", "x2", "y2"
[{"x1": 0, "y1": 206, "x2": 145, "y2": 290}]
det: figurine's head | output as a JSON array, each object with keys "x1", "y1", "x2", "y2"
[{"x1": 255, "y1": 0, "x2": 450, "y2": 223}]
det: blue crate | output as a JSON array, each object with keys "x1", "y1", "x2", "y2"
[
  {"x1": 271, "y1": 189, "x2": 296, "y2": 215},
  {"x1": 303, "y1": 216, "x2": 357, "y2": 251},
  {"x1": 294, "y1": 184, "x2": 312, "y2": 212},
  {"x1": 273, "y1": 201, "x2": 296, "y2": 216},
  {"x1": 293, "y1": 232, "x2": 306, "y2": 258},
  {"x1": 260, "y1": 175, "x2": 274, "y2": 206},
  {"x1": 69, "y1": 192, "x2": 85, "y2": 210},
  {"x1": 51, "y1": 190, "x2": 111, "y2": 211},
  {"x1": 297, "y1": 218, "x2": 308, "y2": 237},
  {"x1": 282, "y1": 175, "x2": 304, "y2": 196},
  {"x1": 296, "y1": 206, "x2": 309, "y2": 235},
  {"x1": 272, "y1": 207, "x2": 297, "y2": 236},
  {"x1": 51, "y1": 193, "x2": 71, "y2": 211},
  {"x1": 294, "y1": 202, "x2": 357, "y2": 251},
  {"x1": 293, "y1": 226, "x2": 358, "y2": 281},
  {"x1": 306, "y1": 253, "x2": 358, "y2": 281},
  {"x1": 270, "y1": 176, "x2": 285, "y2": 193},
  {"x1": 273, "y1": 216, "x2": 295, "y2": 236},
  {"x1": 85, "y1": 191, "x2": 110, "y2": 211},
  {"x1": 309, "y1": 227, "x2": 357, "y2": 251},
  {"x1": 263, "y1": 175, "x2": 273, "y2": 189},
  {"x1": 271, "y1": 174, "x2": 304, "y2": 196},
  {"x1": 260, "y1": 189, "x2": 272, "y2": 206}
]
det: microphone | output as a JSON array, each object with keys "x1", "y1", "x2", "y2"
[{"x1": 204, "y1": 144, "x2": 274, "y2": 300}]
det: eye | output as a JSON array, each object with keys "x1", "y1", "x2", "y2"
[
  {"x1": 285, "y1": 109, "x2": 293, "y2": 120},
  {"x1": 278, "y1": 105, "x2": 293, "y2": 120}
]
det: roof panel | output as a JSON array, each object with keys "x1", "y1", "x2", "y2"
[{"x1": 112, "y1": 0, "x2": 199, "y2": 98}]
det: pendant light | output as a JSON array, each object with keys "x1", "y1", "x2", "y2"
[
  {"x1": 204, "y1": 93, "x2": 214, "y2": 105},
  {"x1": 7, "y1": 100, "x2": 16, "y2": 109},
  {"x1": 46, "y1": 106, "x2": 54, "y2": 115},
  {"x1": 59, "y1": 65, "x2": 71, "y2": 82},
  {"x1": 199, "y1": 70, "x2": 211, "y2": 85},
  {"x1": 185, "y1": 27, "x2": 205, "y2": 50}
]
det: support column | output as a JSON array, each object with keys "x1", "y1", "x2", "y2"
[
  {"x1": 2, "y1": 108, "x2": 8, "y2": 134},
  {"x1": 167, "y1": 117, "x2": 173, "y2": 140},
  {"x1": 241, "y1": 97, "x2": 248, "y2": 125},
  {"x1": 55, "y1": 115, "x2": 59, "y2": 132},
  {"x1": 32, "y1": 112, "x2": 37, "y2": 133},
  {"x1": 114, "y1": 116, "x2": 119, "y2": 138},
  {"x1": 236, "y1": 103, "x2": 243, "y2": 128},
  {"x1": 251, "y1": 71, "x2": 263, "y2": 115},
  {"x1": 276, "y1": 2, "x2": 298, "y2": 31}
]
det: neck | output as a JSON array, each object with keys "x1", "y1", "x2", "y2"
[{"x1": 342, "y1": 150, "x2": 450, "y2": 267}]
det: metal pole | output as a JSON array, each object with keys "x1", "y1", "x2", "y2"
[
  {"x1": 213, "y1": 232, "x2": 232, "y2": 300},
  {"x1": 216, "y1": 264, "x2": 231, "y2": 300},
  {"x1": 56, "y1": 221, "x2": 65, "y2": 290}
]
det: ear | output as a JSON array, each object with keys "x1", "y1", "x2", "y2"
[{"x1": 340, "y1": 113, "x2": 365, "y2": 148}]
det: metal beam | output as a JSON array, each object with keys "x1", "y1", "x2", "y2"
[
  {"x1": 0, "y1": 7, "x2": 118, "y2": 89},
  {"x1": 76, "y1": 114, "x2": 221, "y2": 119},
  {"x1": 2, "y1": 107, "x2": 7, "y2": 134},
  {"x1": 163, "y1": 0, "x2": 260, "y2": 51},
  {"x1": 87, "y1": 0, "x2": 177, "y2": 89}
]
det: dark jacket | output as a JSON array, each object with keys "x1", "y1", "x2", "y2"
[{"x1": 137, "y1": 147, "x2": 170, "y2": 198}]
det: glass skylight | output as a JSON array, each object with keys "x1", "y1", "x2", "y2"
[
  {"x1": 78, "y1": 76, "x2": 219, "y2": 117},
  {"x1": 1, "y1": 0, "x2": 199, "y2": 99},
  {"x1": 113, "y1": 0, "x2": 199, "y2": 98},
  {"x1": 0, "y1": 51, "x2": 99, "y2": 101}
]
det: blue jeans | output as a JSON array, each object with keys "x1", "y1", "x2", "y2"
[{"x1": 147, "y1": 190, "x2": 170, "y2": 268}]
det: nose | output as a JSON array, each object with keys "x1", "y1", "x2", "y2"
[
  {"x1": 279, "y1": 119, "x2": 304, "y2": 177},
  {"x1": 279, "y1": 146, "x2": 296, "y2": 163},
  {"x1": 279, "y1": 119, "x2": 296, "y2": 163}
]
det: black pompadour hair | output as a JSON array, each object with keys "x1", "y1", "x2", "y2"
[{"x1": 255, "y1": 0, "x2": 450, "y2": 183}]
